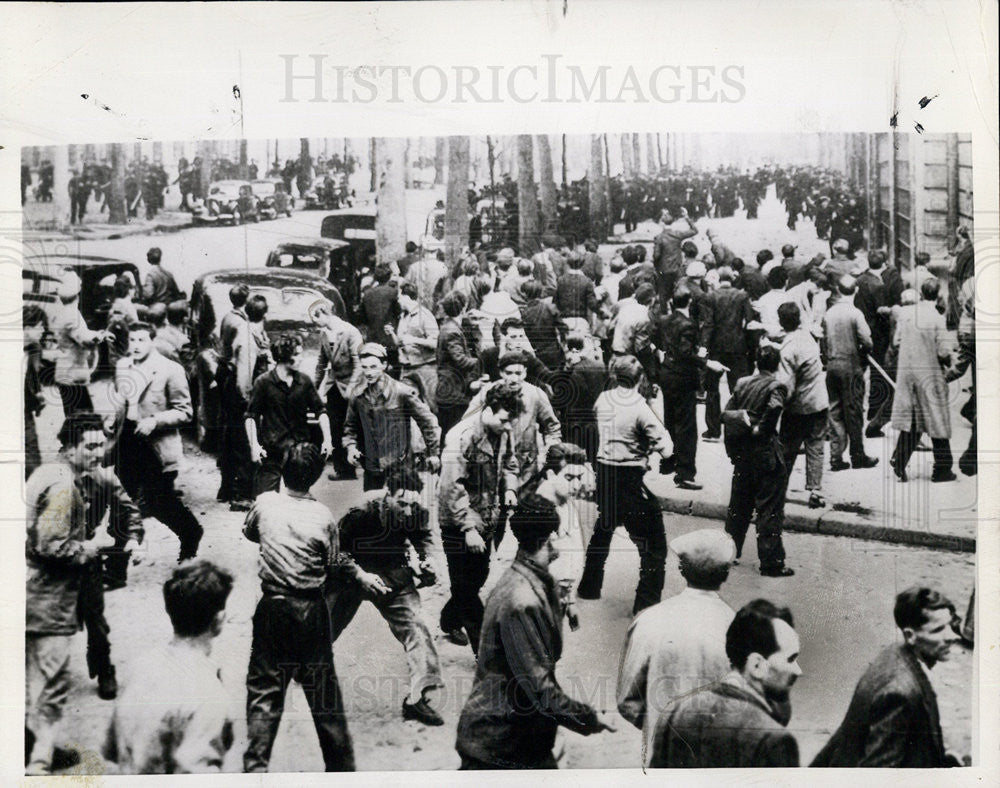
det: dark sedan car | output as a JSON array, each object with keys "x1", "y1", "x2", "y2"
[{"x1": 186, "y1": 267, "x2": 345, "y2": 451}]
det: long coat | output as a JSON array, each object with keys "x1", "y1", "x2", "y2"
[
  {"x1": 811, "y1": 644, "x2": 950, "y2": 768},
  {"x1": 890, "y1": 301, "x2": 954, "y2": 438}
]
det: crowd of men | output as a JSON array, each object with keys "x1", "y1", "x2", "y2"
[{"x1": 23, "y1": 164, "x2": 978, "y2": 773}]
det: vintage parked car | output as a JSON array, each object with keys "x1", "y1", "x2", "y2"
[
  {"x1": 252, "y1": 179, "x2": 294, "y2": 219},
  {"x1": 193, "y1": 180, "x2": 259, "y2": 225},
  {"x1": 420, "y1": 206, "x2": 474, "y2": 253},
  {"x1": 186, "y1": 267, "x2": 345, "y2": 451},
  {"x1": 475, "y1": 197, "x2": 510, "y2": 248},
  {"x1": 320, "y1": 206, "x2": 379, "y2": 315},
  {"x1": 264, "y1": 236, "x2": 364, "y2": 321},
  {"x1": 22, "y1": 253, "x2": 145, "y2": 379}
]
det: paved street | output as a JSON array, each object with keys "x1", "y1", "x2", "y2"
[{"x1": 28, "y1": 185, "x2": 976, "y2": 773}]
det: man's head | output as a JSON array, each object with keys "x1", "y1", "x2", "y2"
[
  {"x1": 681, "y1": 240, "x2": 699, "y2": 260},
  {"x1": 660, "y1": 208, "x2": 673, "y2": 225},
  {"x1": 541, "y1": 442, "x2": 590, "y2": 502},
  {"x1": 521, "y1": 280, "x2": 543, "y2": 301},
  {"x1": 373, "y1": 263, "x2": 393, "y2": 285},
  {"x1": 757, "y1": 344, "x2": 781, "y2": 374},
  {"x1": 441, "y1": 291, "x2": 467, "y2": 318},
  {"x1": 867, "y1": 250, "x2": 887, "y2": 271},
  {"x1": 634, "y1": 282, "x2": 655, "y2": 306},
  {"x1": 566, "y1": 252, "x2": 585, "y2": 271},
  {"x1": 837, "y1": 275, "x2": 857, "y2": 296},
  {"x1": 756, "y1": 249, "x2": 775, "y2": 268},
  {"x1": 672, "y1": 529, "x2": 736, "y2": 590},
  {"x1": 717, "y1": 266, "x2": 735, "y2": 285},
  {"x1": 398, "y1": 281, "x2": 419, "y2": 312},
  {"x1": 147, "y1": 247, "x2": 162, "y2": 265},
  {"x1": 894, "y1": 587, "x2": 957, "y2": 667},
  {"x1": 229, "y1": 283, "x2": 251, "y2": 308},
  {"x1": 57, "y1": 411, "x2": 107, "y2": 473},
  {"x1": 405, "y1": 241, "x2": 418, "y2": 255},
  {"x1": 777, "y1": 301, "x2": 801, "y2": 333},
  {"x1": 685, "y1": 261, "x2": 707, "y2": 281},
  {"x1": 499, "y1": 317, "x2": 528, "y2": 345},
  {"x1": 383, "y1": 460, "x2": 426, "y2": 519},
  {"x1": 516, "y1": 258, "x2": 534, "y2": 277},
  {"x1": 245, "y1": 294, "x2": 269, "y2": 323},
  {"x1": 23, "y1": 304, "x2": 47, "y2": 344},
  {"x1": 163, "y1": 560, "x2": 234, "y2": 640},
  {"x1": 128, "y1": 322, "x2": 156, "y2": 362},
  {"x1": 498, "y1": 351, "x2": 529, "y2": 387},
  {"x1": 914, "y1": 251, "x2": 931, "y2": 268},
  {"x1": 920, "y1": 276, "x2": 941, "y2": 302},
  {"x1": 564, "y1": 334, "x2": 586, "y2": 367},
  {"x1": 496, "y1": 248, "x2": 515, "y2": 267},
  {"x1": 610, "y1": 354, "x2": 643, "y2": 389},
  {"x1": 767, "y1": 266, "x2": 788, "y2": 291},
  {"x1": 621, "y1": 245, "x2": 638, "y2": 267},
  {"x1": 509, "y1": 492, "x2": 561, "y2": 562},
  {"x1": 57, "y1": 271, "x2": 82, "y2": 304},
  {"x1": 482, "y1": 381, "x2": 524, "y2": 433},
  {"x1": 781, "y1": 244, "x2": 795, "y2": 259},
  {"x1": 359, "y1": 342, "x2": 389, "y2": 384},
  {"x1": 271, "y1": 334, "x2": 303, "y2": 367},
  {"x1": 281, "y1": 441, "x2": 325, "y2": 493},
  {"x1": 726, "y1": 599, "x2": 801, "y2": 704},
  {"x1": 672, "y1": 286, "x2": 693, "y2": 311},
  {"x1": 635, "y1": 245, "x2": 647, "y2": 263},
  {"x1": 832, "y1": 238, "x2": 849, "y2": 256}
]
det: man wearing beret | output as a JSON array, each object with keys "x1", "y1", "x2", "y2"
[{"x1": 617, "y1": 529, "x2": 737, "y2": 765}]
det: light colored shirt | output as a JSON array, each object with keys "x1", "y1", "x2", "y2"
[
  {"x1": 103, "y1": 640, "x2": 234, "y2": 774},
  {"x1": 612, "y1": 300, "x2": 650, "y2": 355},
  {"x1": 243, "y1": 491, "x2": 340, "y2": 595},
  {"x1": 754, "y1": 289, "x2": 789, "y2": 339},
  {"x1": 779, "y1": 328, "x2": 829, "y2": 414},
  {"x1": 396, "y1": 306, "x2": 439, "y2": 367},
  {"x1": 822, "y1": 299, "x2": 873, "y2": 368},
  {"x1": 617, "y1": 587, "x2": 736, "y2": 765},
  {"x1": 594, "y1": 388, "x2": 668, "y2": 465}
]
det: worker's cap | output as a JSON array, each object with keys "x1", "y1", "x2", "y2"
[
  {"x1": 57, "y1": 270, "x2": 82, "y2": 299},
  {"x1": 832, "y1": 238, "x2": 850, "y2": 252},
  {"x1": 670, "y1": 529, "x2": 737, "y2": 569},
  {"x1": 685, "y1": 261, "x2": 707, "y2": 278},
  {"x1": 496, "y1": 248, "x2": 516, "y2": 263},
  {"x1": 358, "y1": 342, "x2": 388, "y2": 361}
]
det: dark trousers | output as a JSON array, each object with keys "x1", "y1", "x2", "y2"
[
  {"x1": 724, "y1": 445, "x2": 787, "y2": 569},
  {"x1": 654, "y1": 270, "x2": 679, "y2": 307},
  {"x1": 661, "y1": 378, "x2": 698, "y2": 481},
  {"x1": 245, "y1": 594, "x2": 355, "y2": 772},
  {"x1": 579, "y1": 463, "x2": 666, "y2": 615},
  {"x1": 704, "y1": 354, "x2": 749, "y2": 437},
  {"x1": 78, "y1": 562, "x2": 112, "y2": 678},
  {"x1": 254, "y1": 444, "x2": 289, "y2": 497},
  {"x1": 437, "y1": 403, "x2": 468, "y2": 441},
  {"x1": 362, "y1": 468, "x2": 387, "y2": 492},
  {"x1": 58, "y1": 384, "x2": 93, "y2": 418},
  {"x1": 25, "y1": 412, "x2": 41, "y2": 480},
  {"x1": 826, "y1": 364, "x2": 866, "y2": 462},
  {"x1": 440, "y1": 528, "x2": 492, "y2": 653},
  {"x1": 867, "y1": 358, "x2": 894, "y2": 428},
  {"x1": 115, "y1": 423, "x2": 202, "y2": 560},
  {"x1": 324, "y1": 385, "x2": 353, "y2": 475},
  {"x1": 891, "y1": 415, "x2": 953, "y2": 476},
  {"x1": 218, "y1": 387, "x2": 254, "y2": 503}
]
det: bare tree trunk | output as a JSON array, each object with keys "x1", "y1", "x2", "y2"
[
  {"x1": 299, "y1": 138, "x2": 312, "y2": 196},
  {"x1": 561, "y1": 133, "x2": 568, "y2": 189},
  {"x1": 657, "y1": 133, "x2": 664, "y2": 171},
  {"x1": 536, "y1": 135, "x2": 558, "y2": 234},
  {"x1": 516, "y1": 135, "x2": 541, "y2": 256},
  {"x1": 620, "y1": 133, "x2": 635, "y2": 177},
  {"x1": 434, "y1": 137, "x2": 446, "y2": 185},
  {"x1": 632, "y1": 134, "x2": 642, "y2": 175},
  {"x1": 646, "y1": 134, "x2": 658, "y2": 174},
  {"x1": 369, "y1": 138, "x2": 377, "y2": 193},
  {"x1": 404, "y1": 139, "x2": 414, "y2": 189},
  {"x1": 375, "y1": 137, "x2": 407, "y2": 267},
  {"x1": 198, "y1": 140, "x2": 214, "y2": 199},
  {"x1": 108, "y1": 144, "x2": 127, "y2": 224},
  {"x1": 239, "y1": 139, "x2": 248, "y2": 180},
  {"x1": 589, "y1": 134, "x2": 608, "y2": 241},
  {"x1": 445, "y1": 136, "x2": 470, "y2": 268}
]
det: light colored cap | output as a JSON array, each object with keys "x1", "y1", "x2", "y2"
[
  {"x1": 671, "y1": 528, "x2": 737, "y2": 568},
  {"x1": 685, "y1": 261, "x2": 707, "y2": 278},
  {"x1": 497, "y1": 248, "x2": 515, "y2": 262},
  {"x1": 57, "y1": 270, "x2": 81, "y2": 299}
]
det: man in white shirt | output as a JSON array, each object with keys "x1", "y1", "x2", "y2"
[{"x1": 617, "y1": 529, "x2": 737, "y2": 766}]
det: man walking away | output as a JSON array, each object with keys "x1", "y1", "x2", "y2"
[{"x1": 243, "y1": 443, "x2": 355, "y2": 772}]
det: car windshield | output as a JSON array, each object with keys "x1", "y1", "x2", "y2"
[
  {"x1": 252, "y1": 182, "x2": 276, "y2": 196},
  {"x1": 273, "y1": 250, "x2": 324, "y2": 269},
  {"x1": 210, "y1": 184, "x2": 242, "y2": 198}
]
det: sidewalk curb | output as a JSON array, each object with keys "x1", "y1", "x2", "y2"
[
  {"x1": 655, "y1": 492, "x2": 976, "y2": 554},
  {"x1": 19, "y1": 218, "x2": 193, "y2": 242}
]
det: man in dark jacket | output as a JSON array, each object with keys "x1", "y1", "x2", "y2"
[
  {"x1": 651, "y1": 208, "x2": 698, "y2": 302},
  {"x1": 455, "y1": 492, "x2": 614, "y2": 768},
  {"x1": 854, "y1": 251, "x2": 892, "y2": 437},
  {"x1": 342, "y1": 343, "x2": 440, "y2": 491},
  {"x1": 551, "y1": 335, "x2": 606, "y2": 465},
  {"x1": 358, "y1": 264, "x2": 399, "y2": 351},
  {"x1": 812, "y1": 587, "x2": 962, "y2": 768},
  {"x1": 141, "y1": 247, "x2": 182, "y2": 307},
  {"x1": 701, "y1": 266, "x2": 754, "y2": 440},
  {"x1": 554, "y1": 252, "x2": 601, "y2": 327},
  {"x1": 723, "y1": 346, "x2": 794, "y2": 577},
  {"x1": 520, "y1": 279, "x2": 564, "y2": 370},
  {"x1": 651, "y1": 599, "x2": 801, "y2": 768},
  {"x1": 435, "y1": 291, "x2": 480, "y2": 437}
]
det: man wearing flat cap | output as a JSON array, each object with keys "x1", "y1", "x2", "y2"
[
  {"x1": 343, "y1": 342, "x2": 440, "y2": 491},
  {"x1": 617, "y1": 529, "x2": 737, "y2": 765}
]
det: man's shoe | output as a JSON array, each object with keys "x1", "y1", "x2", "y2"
[
  {"x1": 443, "y1": 628, "x2": 469, "y2": 647},
  {"x1": 852, "y1": 455, "x2": 879, "y2": 469},
  {"x1": 659, "y1": 455, "x2": 677, "y2": 475},
  {"x1": 229, "y1": 500, "x2": 252, "y2": 512},
  {"x1": 576, "y1": 578, "x2": 602, "y2": 600},
  {"x1": 50, "y1": 746, "x2": 82, "y2": 772},
  {"x1": 328, "y1": 469, "x2": 357, "y2": 481},
  {"x1": 931, "y1": 470, "x2": 958, "y2": 483},
  {"x1": 701, "y1": 431, "x2": 721, "y2": 443},
  {"x1": 808, "y1": 492, "x2": 825, "y2": 509},
  {"x1": 889, "y1": 456, "x2": 908, "y2": 482},
  {"x1": 830, "y1": 459, "x2": 850, "y2": 472},
  {"x1": 959, "y1": 456, "x2": 977, "y2": 477},
  {"x1": 98, "y1": 666, "x2": 117, "y2": 701},
  {"x1": 760, "y1": 564, "x2": 796, "y2": 578},
  {"x1": 403, "y1": 697, "x2": 445, "y2": 726},
  {"x1": 675, "y1": 477, "x2": 703, "y2": 491},
  {"x1": 864, "y1": 424, "x2": 885, "y2": 438}
]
